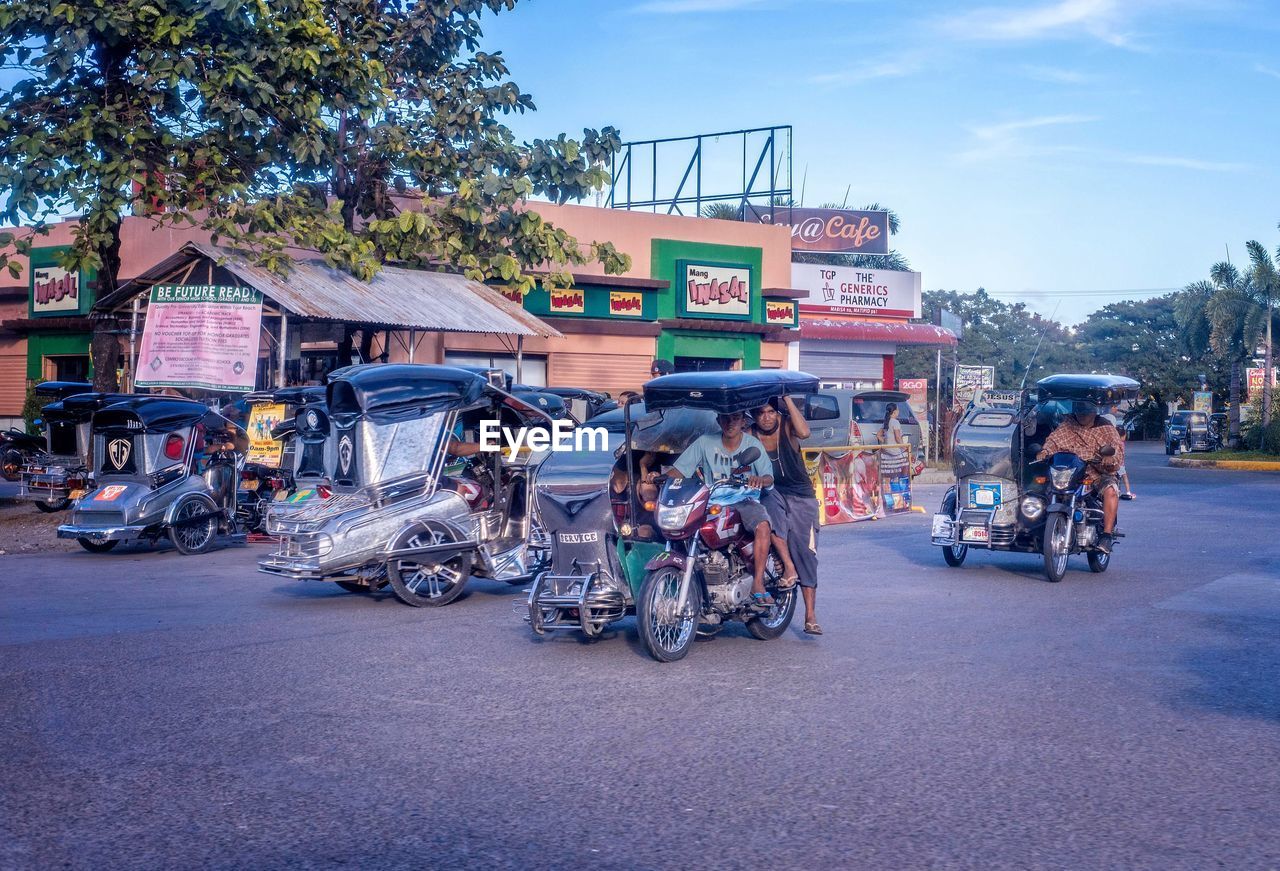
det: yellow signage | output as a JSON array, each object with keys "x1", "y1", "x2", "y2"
[
  {"x1": 245, "y1": 402, "x2": 287, "y2": 466},
  {"x1": 766, "y1": 300, "x2": 796, "y2": 325},
  {"x1": 609, "y1": 291, "x2": 643, "y2": 317}
]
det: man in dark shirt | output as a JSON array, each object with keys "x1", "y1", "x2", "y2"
[{"x1": 753, "y1": 396, "x2": 823, "y2": 635}]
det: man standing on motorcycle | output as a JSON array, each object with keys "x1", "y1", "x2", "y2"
[
  {"x1": 652, "y1": 411, "x2": 777, "y2": 606},
  {"x1": 1037, "y1": 400, "x2": 1124, "y2": 553}
]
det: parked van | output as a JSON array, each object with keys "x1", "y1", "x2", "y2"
[{"x1": 802, "y1": 389, "x2": 926, "y2": 475}]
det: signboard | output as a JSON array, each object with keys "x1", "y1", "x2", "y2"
[
  {"x1": 135, "y1": 284, "x2": 263, "y2": 392},
  {"x1": 792, "y1": 263, "x2": 922, "y2": 319},
  {"x1": 765, "y1": 300, "x2": 797, "y2": 326},
  {"x1": 1192, "y1": 391, "x2": 1213, "y2": 414},
  {"x1": 1246, "y1": 367, "x2": 1277, "y2": 398},
  {"x1": 31, "y1": 264, "x2": 82, "y2": 316},
  {"x1": 977, "y1": 389, "x2": 1020, "y2": 408},
  {"x1": 954, "y1": 365, "x2": 995, "y2": 407},
  {"x1": 609, "y1": 291, "x2": 643, "y2": 317},
  {"x1": 679, "y1": 261, "x2": 752, "y2": 320},
  {"x1": 937, "y1": 307, "x2": 963, "y2": 340},
  {"x1": 548, "y1": 288, "x2": 584, "y2": 314},
  {"x1": 245, "y1": 402, "x2": 287, "y2": 466},
  {"x1": 898, "y1": 378, "x2": 930, "y2": 457},
  {"x1": 498, "y1": 287, "x2": 523, "y2": 304},
  {"x1": 747, "y1": 205, "x2": 890, "y2": 255}
]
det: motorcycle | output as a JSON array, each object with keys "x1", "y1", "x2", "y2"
[
  {"x1": 638, "y1": 444, "x2": 796, "y2": 662},
  {"x1": 1040, "y1": 444, "x2": 1120, "y2": 582},
  {"x1": 1, "y1": 428, "x2": 45, "y2": 482}
]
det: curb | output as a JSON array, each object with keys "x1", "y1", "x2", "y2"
[{"x1": 1169, "y1": 456, "x2": 1280, "y2": 472}]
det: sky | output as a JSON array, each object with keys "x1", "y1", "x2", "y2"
[{"x1": 481, "y1": 0, "x2": 1280, "y2": 323}]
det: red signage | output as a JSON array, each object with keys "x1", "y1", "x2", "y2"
[{"x1": 747, "y1": 205, "x2": 890, "y2": 255}]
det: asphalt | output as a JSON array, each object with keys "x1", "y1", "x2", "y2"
[{"x1": 1, "y1": 443, "x2": 1277, "y2": 869}]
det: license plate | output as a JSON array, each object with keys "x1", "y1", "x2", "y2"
[
  {"x1": 963, "y1": 526, "x2": 990, "y2": 542},
  {"x1": 931, "y1": 515, "x2": 951, "y2": 537},
  {"x1": 239, "y1": 480, "x2": 260, "y2": 491}
]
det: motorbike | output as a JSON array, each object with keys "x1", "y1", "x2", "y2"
[
  {"x1": 20, "y1": 391, "x2": 133, "y2": 512},
  {"x1": 1040, "y1": 445, "x2": 1121, "y2": 582},
  {"x1": 259, "y1": 364, "x2": 558, "y2": 605},
  {"x1": 932, "y1": 373, "x2": 1139, "y2": 582},
  {"x1": 2, "y1": 381, "x2": 91, "y2": 481},
  {"x1": 57, "y1": 396, "x2": 247, "y2": 554}
]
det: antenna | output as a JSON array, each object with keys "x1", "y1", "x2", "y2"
[
  {"x1": 840, "y1": 184, "x2": 851, "y2": 208},
  {"x1": 1020, "y1": 299, "x2": 1062, "y2": 390},
  {"x1": 799, "y1": 165, "x2": 807, "y2": 207}
]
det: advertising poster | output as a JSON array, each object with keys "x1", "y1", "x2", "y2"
[
  {"x1": 747, "y1": 205, "x2": 890, "y2": 255},
  {"x1": 245, "y1": 402, "x2": 287, "y2": 466},
  {"x1": 32, "y1": 264, "x2": 82, "y2": 315},
  {"x1": 808, "y1": 448, "x2": 913, "y2": 526},
  {"x1": 898, "y1": 377, "x2": 930, "y2": 458},
  {"x1": 135, "y1": 284, "x2": 263, "y2": 392},
  {"x1": 954, "y1": 365, "x2": 995, "y2": 407},
  {"x1": 1192, "y1": 391, "x2": 1213, "y2": 414},
  {"x1": 1245, "y1": 367, "x2": 1277, "y2": 398},
  {"x1": 793, "y1": 263, "x2": 922, "y2": 319}
]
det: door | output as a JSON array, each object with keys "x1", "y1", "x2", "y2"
[{"x1": 674, "y1": 356, "x2": 738, "y2": 373}]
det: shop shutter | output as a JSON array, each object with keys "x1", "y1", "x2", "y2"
[
  {"x1": 550, "y1": 353, "x2": 652, "y2": 393},
  {"x1": 0, "y1": 350, "x2": 26, "y2": 420},
  {"x1": 799, "y1": 350, "x2": 884, "y2": 381}
]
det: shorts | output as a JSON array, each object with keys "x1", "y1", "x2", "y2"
[
  {"x1": 762, "y1": 488, "x2": 820, "y2": 588},
  {"x1": 1091, "y1": 474, "x2": 1121, "y2": 495},
  {"x1": 733, "y1": 499, "x2": 771, "y2": 533}
]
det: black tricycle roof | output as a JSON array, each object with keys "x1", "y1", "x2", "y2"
[
  {"x1": 92, "y1": 396, "x2": 223, "y2": 433},
  {"x1": 327, "y1": 363, "x2": 556, "y2": 425},
  {"x1": 1035, "y1": 374, "x2": 1141, "y2": 404},
  {"x1": 642, "y1": 369, "x2": 820, "y2": 414},
  {"x1": 33, "y1": 381, "x2": 93, "y2": 400},
  {"x1": 42, "y1": 392, "x2": 136, "y2": 422}
]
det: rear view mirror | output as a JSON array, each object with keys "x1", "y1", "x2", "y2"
[
  {"x1": 1099, "y1": 444, "x2": 1117, "y2": 458},
  {"x1": 734, "y1": 446, "x2": 761, "y2": 466}
]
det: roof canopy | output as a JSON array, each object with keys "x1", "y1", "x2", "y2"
[
  {"x1": 101, "y1": 242, "x2": 561, "y2": 339},
  {"x1": 644, "y1": 369, "x2": 819, "y2": 414},
  {"x1": 799, "y1": 319, "x2": 957, "y2": 346}
]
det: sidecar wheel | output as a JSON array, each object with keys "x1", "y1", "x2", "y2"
[
  {"x1": 0, "y1": 449, "x2": 22, "y2": 481},
  {"x1": 35, "y1": 498, "x2": 72, "y2": 513},
  {"x1": 169, "y1": 497, "x2": 217, "y2": 555},
  {"x1": 939, "y1": 490, "x2": 967, "y2": 567},
  {"x1": 637, "y1": 567, "x2": 700, "y2": 663},
  {"x1": 387, "y1": 520, "x2": 472, "y2": 607},
  {"x1": 77, "y1": 538, "x2": 118, "y2": 553}
]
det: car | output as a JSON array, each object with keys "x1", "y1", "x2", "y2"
[{"x1": 801, "y1": 389, "x2": 926, "y2": 475}]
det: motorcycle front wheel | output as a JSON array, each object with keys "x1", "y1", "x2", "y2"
[
  {"x1": 637, "y1": 567, "x2": 701, "y2": 663},
  {"x1": 0, "y1": 448, "x2": 23, "y2": 481},
  {"x1": 77, "y1": 538, "x2": 118, "y2": 553},
  {"x1": 169, "y1": 498, "x2": 217, "y2": 555},
  {"x1": 1042, "y1": 513, "x2": 1070, "y2": 582}
]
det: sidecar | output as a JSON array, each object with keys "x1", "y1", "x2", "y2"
[
  {"x1": 20, "y1": 391, "x2": 133, "y2": 512},
  {"x1": 57, "y1": 396, "x2": 246, "y2": 554},
  {"x1": 259, "y1": 364, "x2": 557, "y2": 606}
]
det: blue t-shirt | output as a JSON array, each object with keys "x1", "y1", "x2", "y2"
[{"x1": 673, "y1": 433, "x2": 773, "y2": 485}]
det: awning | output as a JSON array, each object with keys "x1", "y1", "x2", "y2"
[
  {"x1": 100, "y1": 242, "x2": 561, "y2": 338},
  {"x1": 800, "y1": 318, "x2": 957, "y2": 346}
]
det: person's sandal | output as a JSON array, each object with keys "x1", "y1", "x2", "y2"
[
  {"x1": 803, "y1": 621, "x2": 823, "y2": 635},
  {"x1": 1120, "y1": 493, "x2": 1135, "y2": 501},
  {"x1": 777, "y1": 575, "x2": 799, "y2": 590},
  {"x1": 750, "y1": 591, "x2": 775, "y2": 607}
]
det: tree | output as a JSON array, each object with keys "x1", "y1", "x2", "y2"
[
  {"x1": 203, "y1": 1, "x2": 630, "y2": 293},
  {"x1": 0, "y1": 0, "x2": 335, "y2": 390}
]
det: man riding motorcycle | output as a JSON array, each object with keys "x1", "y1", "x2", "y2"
[
  {"x1": 653, "y1": 410, "x2": 776, "y2": 606},
  {"x1": 1037, "y1": 400, "x2": 1124, "y2": 553}
]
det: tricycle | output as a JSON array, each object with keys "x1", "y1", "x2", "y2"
[
  {"x1": 259, "y1": 364, "x2": 558, "y2": 606},
  {"x1": 19, "y1": 388, "x2": 133, "y2": 511}
]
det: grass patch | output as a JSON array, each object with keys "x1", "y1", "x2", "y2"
[{"x1": 1209, "y1": 450, "x2": 1280, "y2": 462}]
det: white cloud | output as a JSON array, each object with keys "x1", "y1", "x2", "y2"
[
  {"x1": 942, "y1": 0, "x2": 1134, "y2": 47},
  {"x1": 969, "y1": 113, "x2": 1100, "y2": 141},
  {"x1": 1022, "y1": 64, "x2": 1096, "y2": 84},
  {"x1": 1115, "y1": 154, "x2": 1249, "y2": 172},
  {"x1": 809, "y1": 58, "x2": 921, "y2": 86},
  {"x1": 1256, "y1": 63, "x2": 1280, "y2": 81}
]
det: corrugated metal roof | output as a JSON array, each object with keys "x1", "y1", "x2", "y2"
[{"x1": 102, "y1": 242, "x2": 561, "y2": 338}]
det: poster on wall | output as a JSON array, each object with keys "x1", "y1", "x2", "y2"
[
  {"x1": 954, "y1": 365, "x2": 995, "y2": 407},
  {"x1": 792, "y1": 263, "x2": 922, "y2": 319},
  {"x1": 681, "y1": 262, "x2": 751, "y2": 320},
  {"x1": 898, "y1": 378, "x2": 930, "y2": 456},
  {"x1": 609, "y1": 291, "x2": 643, "y2": 316},
  {"x1": 135, "y1": 284, "x2": 263, "y2": 392},
  {"x1": 747, "y1": 205, "x2": 890, "y2": 255}
]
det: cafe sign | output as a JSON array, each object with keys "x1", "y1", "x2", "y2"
[
  {"x1": 679, "y1": 261, "x2": 752, "y2": 320},
  {"x1": 792, "y1": 263, "x2": 922, "y2": 319},
  {"x1": 747, "y1": 205, "x2": 890, "y2": 255}
]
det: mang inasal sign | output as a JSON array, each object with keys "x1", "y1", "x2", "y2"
[{"x1": 135, "y1": 284, "x2": 263, "y2": 391}]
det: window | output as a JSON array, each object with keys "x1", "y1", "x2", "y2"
[
  {"x1": 853, "y1": 398, "x2": 918, "y2": 425},
  {"x1": 47, "y1": 355, "x2": 90, "y2": 383},
  {"x1": 444, "y1": 352, "x2": 547, "y2": 388}
]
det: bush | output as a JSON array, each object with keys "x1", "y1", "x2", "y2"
[
  {"x1": 20, "y1": 382, "x2": 44, "y2": 435},
  {"x1": 1240, "y1": 395, "x2": 1280, "y2": 454}
]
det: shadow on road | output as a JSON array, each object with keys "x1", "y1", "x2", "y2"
[{"x1": 1169, "y1": 616, "x2": 1280, "y2": 723}]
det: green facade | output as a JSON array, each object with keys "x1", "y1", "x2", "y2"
[
  {"x1": 26, "y1": 331, "x2": 93, "y2": 380},
  {"x1": 25, "y1": 246, "x2": 96, "y2": 380},
  {"x1": 651, "y1": 238, "x2": 766, "y2": 368}
]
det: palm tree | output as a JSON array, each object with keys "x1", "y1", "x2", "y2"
[
  {"x1": 700, "y1": 202, "x2": 743, "y2": 221},
  {"x1": 1246, "y1": 238, "x2": 1279, "y2": 435}
]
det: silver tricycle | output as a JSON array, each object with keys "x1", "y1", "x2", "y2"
[
  {"x1": 259, "y1": 364, "x2": 556, "y2": 607},
  {"x1": 57, "y1": 396, "x2": 248, "y2": 554},
  {"x1": 20, "y1": 389, "x2": 132, "y2": 512}
]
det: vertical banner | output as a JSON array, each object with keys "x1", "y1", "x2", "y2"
[
  {"x1": 245, "y1": 402, "x2": 287, "y2": 466},
  {"x1": 898, "y1": 377, "x2": 930, "y2": 459},
  {"x1": 807, "y1": 447, "x2": 913, "y2": 526},
  {"x1": 954, "y1": 365, "x2": 995, "y2": 408},
  {"x1": 135, "y1": 285, "x2": 263, "y2": 391},
  {"x1": 1192, "y1": 391, "x2": 1213, "y2": 414}
]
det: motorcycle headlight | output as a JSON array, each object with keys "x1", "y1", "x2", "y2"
[
  {"x1": 1020, "y1": 495, "x2": 1045, "y2": 520},
  {"x1": 656, "y1": 502, "x2": 696, "y2": 531},
  {"x1": 1050, "y1": 467, "x2": 1074, "y2": 490}
]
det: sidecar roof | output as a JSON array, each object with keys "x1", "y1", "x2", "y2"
[
  {"x1": 33, "y1": 381, "x2": 93, "y2": 400},
  {"x1": 49, "y1": 393, "x2": 137, "y2": 421},
  {"x1": 1035, "y1": 374, "x2": 1140, "y2": 404},
  {"x1": 271, "y1": 385, "x2": 326, "y2": 406},
  {"x1": 643, "y1": 369, "x2": 819, "y2": 414},
  {"x1": 328, "y1": 364, "x2": 488, "y2": 422},
  {"x1": 93, "y1": 396, "x2": 218, "y2": 432}
]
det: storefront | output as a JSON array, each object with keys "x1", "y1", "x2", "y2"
[
  {"x1": 2, "y1": 246, "x2": 96, "y2": 384},
  {"x1": 437, "y1": 203, "x2": 801, "y2": 392},
  {"x1": 791, "y1": 263, "x2": 955, "y2": 389}
]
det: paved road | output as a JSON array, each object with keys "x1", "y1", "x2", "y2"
[{"x1": 2, "y1": 444, "x2": 1277, "y2": 869}]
